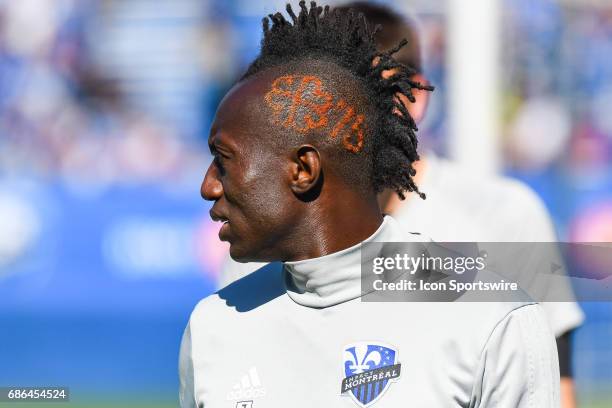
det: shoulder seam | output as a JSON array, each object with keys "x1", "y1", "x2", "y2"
[
  {"x1": 469, "y1": 302, "x2": 539, "y2": 404},
  {"x1": 476, "y1": 302, "x2": 537, "y2": 360}
]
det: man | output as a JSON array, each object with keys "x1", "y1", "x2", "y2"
[
  {"x1": 180, "y1": 2, "x2": 559, "y2": 407},
  {"x1": 218, "y1": 3, "x2": 584, "y2": 407}
]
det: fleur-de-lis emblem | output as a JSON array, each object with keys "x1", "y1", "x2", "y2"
[
  {"x1": 342, "y1": 342, "x2": 400, "y2": 407},
  {"x1": 344, "y1": 344, "x2": 382, "y2": 374}
]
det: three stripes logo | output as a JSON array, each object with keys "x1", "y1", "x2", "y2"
[{"x1": 226, "y1": 366, "x2": 266, "y2": 401}]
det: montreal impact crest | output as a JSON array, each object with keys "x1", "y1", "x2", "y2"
[{"x1": 341, "y1": 342, "x2": 401, "y2": 407}]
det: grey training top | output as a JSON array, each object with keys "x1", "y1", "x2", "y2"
[{"x1": 180, "y1": 216, "x2": 560, "y2": 408}]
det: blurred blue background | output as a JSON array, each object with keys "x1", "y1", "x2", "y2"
[{"x1": 0, "y1": 0, "x2": 610, "y2": 406}]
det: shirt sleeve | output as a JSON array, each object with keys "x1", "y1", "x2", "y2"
[
  {"x1": 501, "y1": 182, "x2": 584, "y2": 337},
  {"x1": 470, "y1": 304, "x2": 560, "y2": 408},
  {"x1": 179, "y1": 321, "x2": 197, "y2": 408}
]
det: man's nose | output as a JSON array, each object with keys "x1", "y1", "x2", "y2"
[{"x1": 201, "y1": 164, "x2": 223, "y2": 201}]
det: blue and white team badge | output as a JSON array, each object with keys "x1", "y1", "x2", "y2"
[{"x1": 341, "y1": 342, "x2": 401, "y2": 407}]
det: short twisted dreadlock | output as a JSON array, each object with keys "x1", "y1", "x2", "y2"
[{"x1": 242, "y1": 1, "x2": 433, "y2": 199}]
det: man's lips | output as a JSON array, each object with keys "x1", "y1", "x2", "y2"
[
  {"x1": 218, "y1": 221, "x2": 230, "y2": 241},
  {"x1": 209, "y1": 209, "x2": 230, "y2": 240},
  {"x1": 209, "y1": 209, "x2": 228, "y2": 223}
]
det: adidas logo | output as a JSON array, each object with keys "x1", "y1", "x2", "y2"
[{"x1": 226, "y1": 366, "x2": 267, "y2": 401}]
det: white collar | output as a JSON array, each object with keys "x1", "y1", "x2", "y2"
[{"x1": 283, "y1": 216, "x2": 411, "y2": 308}]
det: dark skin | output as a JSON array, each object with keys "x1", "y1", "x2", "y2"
[{"x1": 201, "y1": 69, "x2": 383, "y2": 263}]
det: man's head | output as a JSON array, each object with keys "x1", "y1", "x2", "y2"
[
  {"x1": 336, "y1": 2, "x2": 430, "y2": 124},
  {"x1": 335, "y1": 2, "x2": 423, "y2": 74},
  {"x1": 202, "y1": 1, "x2": 433, "y2": 262}
]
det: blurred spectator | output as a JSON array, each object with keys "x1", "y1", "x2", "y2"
[{"x1": 0, "y1": 0, "x2": 208, "y2": 190}]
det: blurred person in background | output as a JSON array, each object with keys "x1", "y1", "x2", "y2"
[{"x1": 217, "y1": 3, "x2": 584, "y2": 407}]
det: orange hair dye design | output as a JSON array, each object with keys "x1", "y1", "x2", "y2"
[
  {"x1": 264, "y1": 75, "x2": 296, "y2": 125},
  {"x1": 264, "y1": 74, "x2": 365, "y2": 153}
]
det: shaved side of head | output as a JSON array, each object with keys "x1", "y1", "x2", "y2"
[{"x1": 242, "y1": 1, "x2": 434, "y2": 199}]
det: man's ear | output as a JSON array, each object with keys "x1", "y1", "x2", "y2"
[
  {"x1": 290, "y1": 144, "x2": 322, "y2": 197},
  {"x1": 405, "y1": 73, "x2": 430, "y2": 125}
]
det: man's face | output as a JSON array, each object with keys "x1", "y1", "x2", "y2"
[{"x1": 201, "y1": 75, "x2": 300, "y2": 262}]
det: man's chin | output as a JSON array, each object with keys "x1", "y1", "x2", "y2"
[
  {"x1": 228, "y1": 245, "x2": 254, "y2": 263},
  {"x1": 229, "y1": 244, "x2": 268, "y2": 263}
]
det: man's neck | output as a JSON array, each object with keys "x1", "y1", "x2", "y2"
[{"x1": 283, "y1": 190, "x2": 383, "y2": 262}]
